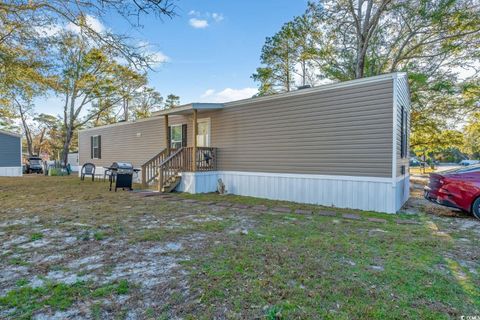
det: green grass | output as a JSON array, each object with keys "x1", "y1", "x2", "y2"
[
  {"x1": 0, "y1": 280, "x2": 130, "y2": 319},
  {"x1": 0, "y1": 282, "x2": 88, "y2": 319},
  {"x1": 90, "y1": 303, "x2": 102, "y2": 320},
  {"x1": 93, "y1": 231, "x2": 106, "y2": 241},
  {"x1": 8, "y1": 257, "x2": 31, "y2": 267},
  {"x1": 15, "y1": 279, "x2": 29, "y2": 287},
  {"x1": 30, "y1": 233, "x2": 43, "y2": 241},
  {"x1": 183, "y1": 210, "x2": 480, "y2": 319},
  {"x1": 177, "y1": 192, "x2": 303, "y2": 208},
  {"x1": 91, "y1": 279, "x2": 129, "y2": 297}
]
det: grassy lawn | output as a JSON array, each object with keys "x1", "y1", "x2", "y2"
[{"x1": 0, "y1": 175, "x2": 478, "y2": 319}]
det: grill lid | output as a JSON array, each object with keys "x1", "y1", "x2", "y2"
[{"x1": 111, "y1": 162, "x2": 133, "y2": 170}]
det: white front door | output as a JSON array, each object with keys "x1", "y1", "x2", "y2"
[{"x1": 196, "y1": 118, "x2": 211, "y2": 147}]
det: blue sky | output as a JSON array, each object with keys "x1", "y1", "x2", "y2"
[{"x1": 36, "y1": 0, "x2": 309, "y2": 115}]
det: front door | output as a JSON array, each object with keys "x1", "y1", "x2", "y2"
[{"x1": 196, "y1": 118, "x2": 211, "y2": 147}]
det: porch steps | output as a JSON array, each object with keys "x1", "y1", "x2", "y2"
[
  {"x1": 141, "y1": 147, "x2": 216, "y2": 193},
  {"x1": 160, "y1": 175, "x2": 181, "y2": 193}
]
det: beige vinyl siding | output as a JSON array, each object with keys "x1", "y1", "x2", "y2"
[
  {"x1": 210, "y1": 79, "x2": 394, "y2": 177},
  {"x1": 395, "y1": 74, "x2": 411, "y2": 176},
  {"x1": 78, "y1": 115, "x2": 188, "y2": 168},
  {"x1": 78, "y1": 75, "x2": 399, "y2": 178}
]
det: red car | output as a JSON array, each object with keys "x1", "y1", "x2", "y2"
[{"x1": 424, "y1": 165, "x2": 480, "y2": 219}]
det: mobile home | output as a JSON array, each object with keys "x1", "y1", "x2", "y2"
[
  {"x1": 79, "y1": 73, "x2": 410, "y2": 213},
  {"x1": 0, "y1": 130, "x2": 22, "y2": 177}
]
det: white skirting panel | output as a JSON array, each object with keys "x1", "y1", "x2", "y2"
[
  {"x1": 395, "y1": 175, "x2": 410, "y2": 211},
  {"x1": 177, "y1": 171, "x2": 219, "y2": 194},
  {"x1": 176, "y1": 171, "x2": 403, "y2": 213},
  {"x1": 0, "y1": 167, "x2": 22, "y2": 177}
]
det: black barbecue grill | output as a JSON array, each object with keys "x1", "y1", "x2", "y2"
[{"x1": 107, "y1": 162, "x2": 140, "y2": 192}]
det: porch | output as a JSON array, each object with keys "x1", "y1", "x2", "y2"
[{"x1": 141, "y1": 103, "x2": 223, "y2": 192}]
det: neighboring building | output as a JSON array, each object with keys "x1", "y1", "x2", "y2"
[
  {"x1": 0, "y1": 130, "x2": 22, "y2": 177},
  {"x1": 79, "y1": 73, "x2": 410, "y2": 213},
  {"x1": 67, "y1": 152, "x2": 80, "y2": 172}
]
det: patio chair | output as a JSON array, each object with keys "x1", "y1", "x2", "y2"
[
  {"x1": 81, "y1": 163, "x2": 96, "y2": 181},
  {"x1": 104, "y1": 168, "x2": 114, "y2": 182}
]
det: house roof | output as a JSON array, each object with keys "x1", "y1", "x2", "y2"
[
  {"x1": 224, "y1": 72, "x2": 407, "y2": 108},
  {"x1": 152, "y1": 103, "x2": 224, "y2": 116},
  {"x1": 80, "y1": 72, "x2": 407, "y2": 132},
  {"x1": 153, "y1": 72, "x2": 406, "y2": 115},
  {"x1": 0, "y1": 129, "x2": 22, "y2": 138}
]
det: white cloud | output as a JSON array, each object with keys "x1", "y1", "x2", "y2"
[
  {"x1": 151, "y1": 51, "x2": 170, "y2": 64},
  {"x1": 200, "y1": 87, "x2": 258, "y2": 103},
  {"x1": 189, "y1": 18, "x2": 209, "y2": 29},
  {"x1": 212, "y1": 13, "x2": 224, "y2": 22},
  {"x1": 136, "y1": 41, "x2": 169, "y2": 66},
  {"x1": 202, "y1": 89, "x2": 215, "y2": 97},
  {"x1": 187, "y1": 11, "x2": 224, "y2": 28},
  {"x1": 34, "y1": 15, "x2": 106, "y2": 40},
  {"x1": 66, "y1": 15, "x2": 105, "y2": 34},
  {"x1": 35, "y1": 24, "x2": 63, "y2": 37}
]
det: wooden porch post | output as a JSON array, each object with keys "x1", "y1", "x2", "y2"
[
  {"x1": 158, "y1": 166, "x2": 163, "y2": 192},
  {"x1": 141, "y1": 164, "x2": 146, "y2": 188},
  {"x1": 164, "y1": 114, "x2": 170, "y2": 154},
  {"x1": 192, "y1": 109, "x2": 197, "y2": 172}
]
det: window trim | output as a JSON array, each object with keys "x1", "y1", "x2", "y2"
[
  {"x1": 92, "y1": 135, "x2": 101, "y2": 159},
  {"x1": 170, "y1": 124, "x2": 183, "y2": 149}
]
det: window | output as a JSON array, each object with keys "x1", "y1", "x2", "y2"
[
  {"x1": 91, "y1": 135, "x2": 101, "y2": 159},
  {"x1": 170, "y1": 125, "x2": 183, "y2": 149},
  {"x1": 400, "y1": 106, "x2": 408, "y2": 158}
]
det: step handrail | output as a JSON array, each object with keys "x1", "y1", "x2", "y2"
[
  {"x1": 159, "y1": 147, "x2": 184, "y2": 166},
  {"x1": 158, "y1": 147, "x2": 186, "y2": 191},
  {"x1": 141, "y1": 148, "x2": 172, "y2": 187}
]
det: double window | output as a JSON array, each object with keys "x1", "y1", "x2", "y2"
[
  {"x1": 400, "y1": 106, "x2": 408, "y2": 158},
  {"x1": 91, "y1": 135, "x2": 101, "y2": 159}
]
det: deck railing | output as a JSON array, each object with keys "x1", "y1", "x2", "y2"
[
  {"x1": 141, "y1": 148, "x2": 176, "y2": 187},
  {"x1": 141, "y1": 147, "x2": 217, "y2": 188},
  {"x1": 192, "y1": 147, "x2": 217, "y2": 171},
  {"x1": 158, "y1": 147, "x2": 217, "y2": 189}
]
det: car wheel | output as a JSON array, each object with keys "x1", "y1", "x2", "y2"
[{"x1": 472, "y1": 197, "x2": 480, "y2": 220}]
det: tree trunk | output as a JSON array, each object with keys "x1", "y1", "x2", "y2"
[
  {"x1": 355, "y1": 43, "x2": 366, "y2": 78},
  {"x1": 16, "y1": 98, "x2": 34, "y2": 156},
  {"x1": 35, "y1": 128, "x2": 46, "y2": 155},
  {"x1": 61, "y1": 128, "x2": 73, "y2": 167},
  {"x1": 24, "y1": 130, "x2": 34, "y2": 156},
  {"x1": 124, "y1": 98, "x2": 129, "y2": 121}
]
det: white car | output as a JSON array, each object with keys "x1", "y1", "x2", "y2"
[{"x1": 459, "y1": 160, "x2": 480, "y2": 166}]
